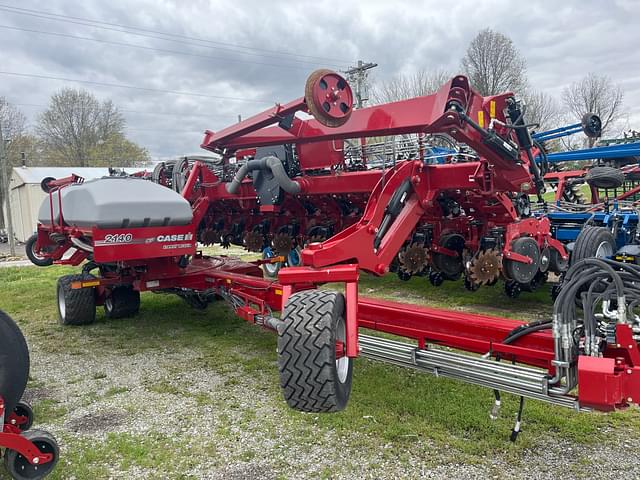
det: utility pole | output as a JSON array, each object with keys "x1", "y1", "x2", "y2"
[
  {"x1": 0, "y1": 121, "x2": 16, "y2": 256},
  {"x1": 344, "y1": 60, "x2": 378, "y2": 109}
]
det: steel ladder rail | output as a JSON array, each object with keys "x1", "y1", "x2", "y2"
[{"x1": 359, "y1": 334, "x2": 586, "y2": 411}]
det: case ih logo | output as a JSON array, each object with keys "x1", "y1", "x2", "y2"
[{"x1": 156, "y1": 233, "x2": 194, "y2": 243}]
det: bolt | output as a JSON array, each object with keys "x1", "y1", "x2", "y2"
[
  {"x1": 630, "y1": 345, "x2": 634, "y2": 349},
  {"x1": 628, "y1": 369, "x2": 633, "y2": 374},
  {"x1": 628, "y1": 397, "x2": 634, "y2": 403},
  {"x1": 33, "y1": 457, "x2": 39, "y2": 464}
]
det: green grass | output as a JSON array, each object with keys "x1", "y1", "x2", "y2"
[{"x1": 2, "y1": 264, "x2": 640, "y2": 477}]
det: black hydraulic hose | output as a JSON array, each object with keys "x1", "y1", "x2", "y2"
[{"x1": 225, "y1": 156, "x2": 301, "y2": 195}]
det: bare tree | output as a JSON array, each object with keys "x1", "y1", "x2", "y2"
[
  {"x1": 461, "y1": 28, "x2": 527, "y2": 95},
  {"x1": 521, "y1": 89, "x2": 559, "y2": 133},
  {"x1": 562, "y1": 73, "x2": 624, "y2": 146},
  {"x1": 371, "y1": 69, "x2": 452, "y2": 104},
  {"x1": 0, "y1": 98, "x2": 27, "y2": 228},
  {"x1": 37, "y1": 88, "x2": 125, "y2": 167}
]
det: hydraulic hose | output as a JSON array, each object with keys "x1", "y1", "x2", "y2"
[{"x1": 225, "y1": 156, "x2": 301, "y2": 195}]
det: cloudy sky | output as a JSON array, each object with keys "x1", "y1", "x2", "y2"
[{"x1": 1, "y1": 0, "x2": 638, "y2": 159}]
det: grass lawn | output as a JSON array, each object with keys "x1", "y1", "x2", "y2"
[{"x1": 2, "y1": 261, "x2": 640, "y2": 478}]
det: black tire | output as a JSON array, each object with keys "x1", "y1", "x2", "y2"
[
  {"x1": 57, "y1": 274, "x2": 96, "y2": 326},
  {"x1": 104, "y1": 286, "x2": 140, "y2": 319},
  {"x1": 40, "y1": 177, "x2": 56, "y2": 193},
  {"x1": 277, "y1": 290, "x2": 353, "y2": 413},
  {"x1": 0, "y1": 311, "x2": 30, "y2": 416},
  {"x1": 581, "y1": 112, "x2": 602, "y2": 138},
  {"x1": 4, "y1": 429, "x2": 60, "y2": 480},
  {"x1": 11, "y1": 401, "x2": 34, "y2": 431},
  {"x1": 25, "y1": 234, "x2": 53, "y2": 267},
  {"x1": 549, "y1": 248, "x2": 569, "y2": 274},
  {"x1": 571, "y1": 226, "x2": 616, "y2": 266},
  {"x1": 585, "y1": 167, "x2": 624, "y2": 189}
]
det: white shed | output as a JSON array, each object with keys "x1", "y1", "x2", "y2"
[{"x1": 6, "y1": 166, "x2": 145, "y2": 243}]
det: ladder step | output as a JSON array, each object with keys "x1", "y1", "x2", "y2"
[{"x1": 359, "y1": 334, "x2": 583, "y2": 410}]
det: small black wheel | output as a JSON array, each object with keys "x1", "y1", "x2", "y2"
[
  {"x1": 11, "y1": 401, "x2": 34, "y2": 431},
  {"x1": 463, "y1": 276, "x2": 480, "y2": 291},
  {"x1": 39, "y1": 177, "x2": 56, "y2": 193},
  {"x1": 571, "y1": 226, "x2": 616, "y2": 266},
  {"x1": 25, "y1": 235, "x2": 53, "y2": 267},
  {"x1": 0, "y1": 311, "x2": 30, "y2": 415},
  {"x1": 505, "y1": 281, "x2": 521, "y2": 298},
  {"x1": 57, "y1": 274, "x2": 96, "y2": 326},
  {"x1": 397, "y1": 270, "x2": 412, "y2": 281},
  {"x1": 428, "y1": 270, "x2": 444, "y2": 287},
  {"x1": 4, "y1": 429, "x2": 59, "y2": 480},
  {"x1": 104, "y1": 286, "x2": 140, "y2": 319},
  {"x1": 549, "y1": 248, "x2": 569, "y2": 274},
  {"x1": 278, "y1": 290, "x2": 352, "y2": 413},
  {"x1": 585, "y1": 167, "x2": 624, "y2": 189},
  {"x1": 581, "y1": 113, "x2": 602, "y2": 138},
  {"x1": 504, "y1": 237, "x2": 540, "y2": 284}
]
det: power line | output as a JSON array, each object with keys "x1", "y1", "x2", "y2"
[
  {"x1": 0, "y1": 4, "x2": 352, "y2": 66},
  {"x1": 13, "y1": 102, "x2": 235, "y2": 120},
  {"x1": 0, "y1": 71, "x2": 273, "y2": 103},
  {"x1": 0, "y1": 24, "x2": 333, "y2": 71}
]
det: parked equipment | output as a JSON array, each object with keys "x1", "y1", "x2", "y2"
[
  {"x1": 27, "y1": 71, "x2": 640, "y2": 438},
  {"x1": 0, "y1": 310, "x2": 59, "y2": 479}
]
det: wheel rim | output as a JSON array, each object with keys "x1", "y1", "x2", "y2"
[
  {"x1": 10, "y1": 439, "x2": 57, "y2": 478},
  {"x1": 30, "y1": 243, "x2": 47, "y2": 261},
  {"x1": 104, "y1": 296, "x2": 113, "y2": 313},
  {"x1": 287, "y1": 247, "x2": 302, "y2": 266},
  {"x1": 57, "y1": 286, "x2": 66, "y2": 319},
  {"x1": 262, "y1": 247, "x2": 281, "y2": 276},
  {"x1": 336, "y1": 315, "x2": 349, "y2": 384},
  {"x1": 595, "y1": 241, "x2": 614, "y2": 258}
]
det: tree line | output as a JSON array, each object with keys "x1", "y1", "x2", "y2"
[
  {"x1": 372, "y1": 28, "x2": 625, "y2": 145},
  {"x1": 0, "y1": 89, "x2": 149, "y2": 170}
]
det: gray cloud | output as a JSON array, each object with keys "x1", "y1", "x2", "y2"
[{"x1": 1, "y1": 0, "x2": 638, "y2": 158}]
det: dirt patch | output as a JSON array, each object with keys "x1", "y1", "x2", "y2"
[
  {"x1": 66, "y1": 410, "x2": 128, "y2": 434},
  {"x1": 21, "y1": 386, "x2": 55, "y2": 403}
]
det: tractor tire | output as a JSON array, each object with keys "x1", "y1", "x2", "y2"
[
  {"x1": 585, "y1": 167, "x2": 624, "y2": 189},
  {"x1": 571, "y1": 226, "x2": 616, "y2": 266},
  {"x1": 57, "y1": 274, "x2": 97, "y2": 326},
  {"x1": 104, "y1": 286, "x2": 140, "y2": 319},
  {"x1": 277, "y1": 290, "x2": 353, "y2": 413},
  {"x1": 25, "y1": 234, "x2": 53, "y2": 267},
  {"x1": 0, "y1": 310, "x2": 30, "y2": 415}
]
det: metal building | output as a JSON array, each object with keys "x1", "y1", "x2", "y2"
[{"x1": 6, "y1": 167, "x2": 143, "y2": 242}]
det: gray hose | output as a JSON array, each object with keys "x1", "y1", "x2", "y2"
[{"x1": 225, "y1": 156, "x2": 301, "y2": 195}]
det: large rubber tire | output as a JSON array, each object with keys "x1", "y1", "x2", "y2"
[
  {"x1": 4, "y1": 429, "x2": 60, "y2": 480},
  {"x1": 0, "y1": 311, "x2": 30, "y2": 416},
  {"x1": 25, "y1": 234, "x2": 53, "y2": 267},
  {"x1": 571, "y1": 226, "x2": 616, "y2": 266},
  {"x1": 585, "y1": 167, "x2": 624, "y2": 189},
  {"x1": 57, "y1": 274, "x2": 96, "y2": 326},
  {"x1": 104, "y1": 286, "x2": 140, "y2": 319},
  {"x1": 277, "y1": 290, "x2": 353, "y2": 413}
]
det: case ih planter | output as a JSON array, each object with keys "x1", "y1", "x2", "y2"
[{"x1": 27, "y1": 71, "x2": 640, "y2": 437}]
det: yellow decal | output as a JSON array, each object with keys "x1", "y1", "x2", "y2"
[
  {"x1": 477, "y1": 110, "x2": 484, "y2": 128},
  {"x1": 275, "y1": 289, "x2": 283, "y2": 296},
  {"x1": 490, "y1": 100, "x2": 496, "y2": 118}
]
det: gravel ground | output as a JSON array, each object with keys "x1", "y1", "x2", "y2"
[{"x1": 21, "y1": 337, "x2": 640, "y2": 479}]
